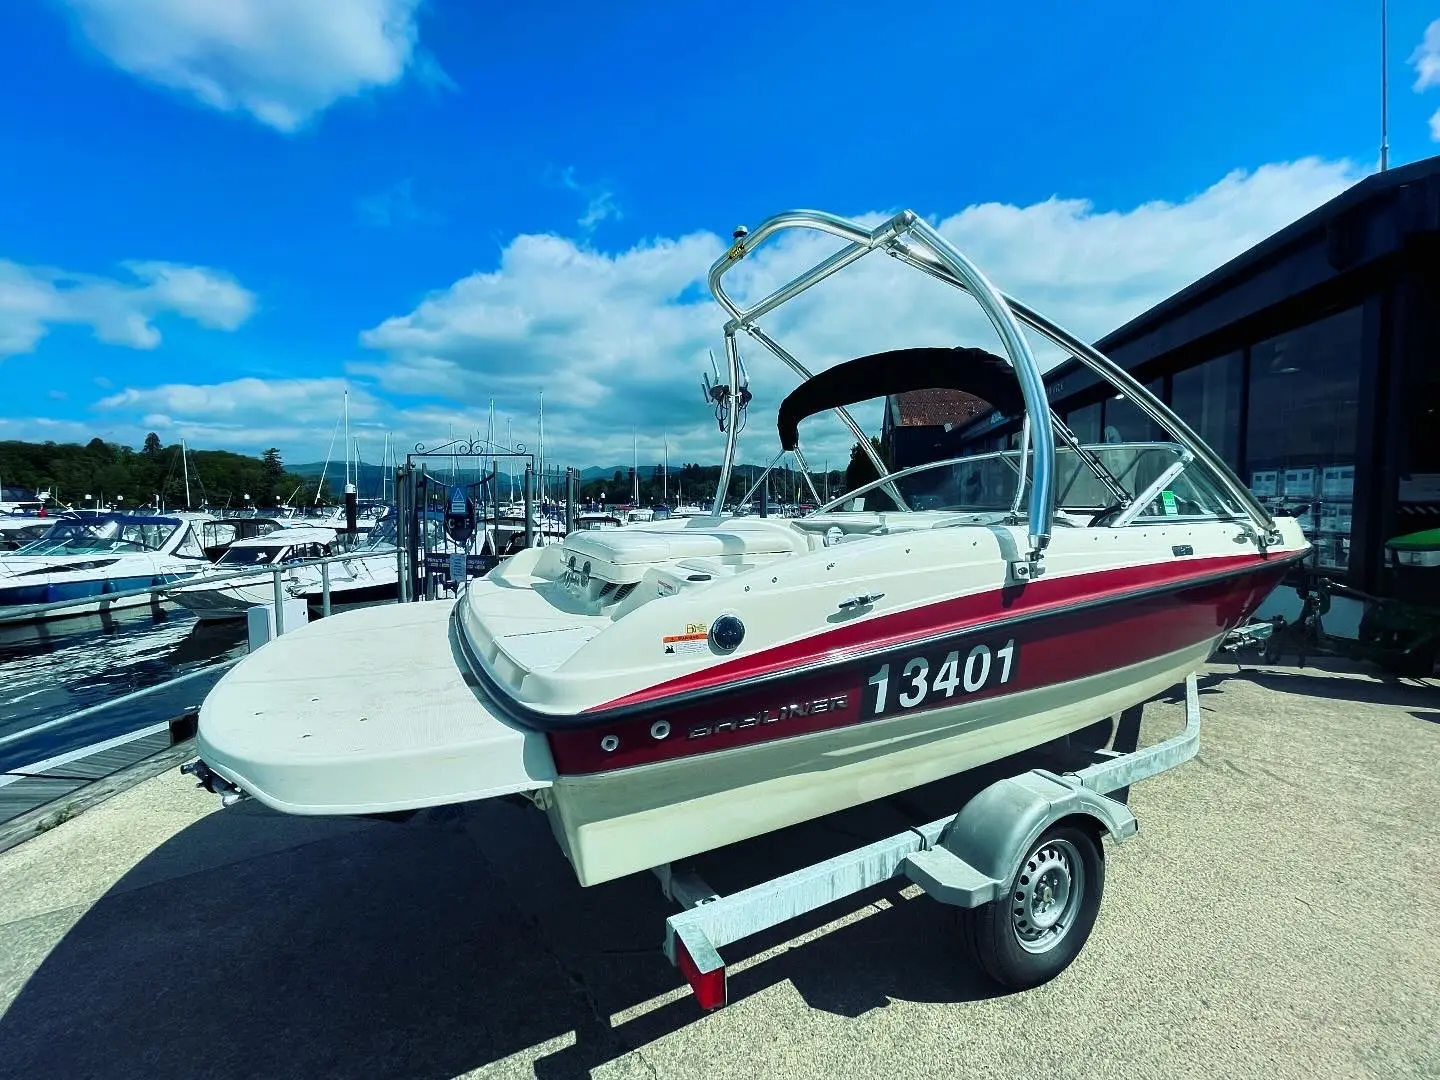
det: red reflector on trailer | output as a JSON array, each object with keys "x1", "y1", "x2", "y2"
[{"x1": 675, "y1": 938, "x2": 727, "y2": 1010}]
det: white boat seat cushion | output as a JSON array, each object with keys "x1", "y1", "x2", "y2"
[{"x1": 562, "y1": 521, "x2": 807, "y2": 567}]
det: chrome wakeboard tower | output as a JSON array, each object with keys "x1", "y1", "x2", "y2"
[{"x1": 705, "y1": 209, "x2": 1282, "y2": 566}]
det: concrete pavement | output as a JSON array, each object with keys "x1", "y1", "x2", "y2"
[{"x1": 0, "y1": 662, "x2": 1436, "y2": 1079}]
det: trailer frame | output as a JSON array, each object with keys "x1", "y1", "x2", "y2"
[{"x1": 656, "y1": 672, "x2": 1202, "y2": 1008}]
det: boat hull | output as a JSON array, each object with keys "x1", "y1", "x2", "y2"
[
  {"x1": 298, "y1": 579, "x2": 398, "y2": 611},
  {"x1": 546, "y1": 640, "x2": 1207, "y2": 885},
  {"x1": 0, "y1": 572, "x2": 193, "y2": 624},
  {"x1": 536, "y1": 556, "x2": 1289, "y2": 884},
  {"x1": 169, "y1": 582, "x2": 280, "y2": 621}
]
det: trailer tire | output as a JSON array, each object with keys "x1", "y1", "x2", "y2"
[{"x1": 958, "y1": 823, "x2": 1104, "y2": 990}]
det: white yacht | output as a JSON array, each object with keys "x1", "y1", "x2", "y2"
[
  {"x1": 0, "y1": 514, "x2": 208, "y2": 623},
  {"x1": 287, "y1": 515, "x2": 400, "y2": 612},
  {"x1": 166, "y1": 526, "x2": 338, "y2": 621}
]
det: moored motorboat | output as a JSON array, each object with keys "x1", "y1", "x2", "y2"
[
  {"x1": 166, "y1": 526, "x2": 338, "y2": 621},
  {"x1": 285, "y1": 514, "x2": 401, "y2": 612},
  {"x1": 197, "y1": 516, "x2": 285, "y2": 562},
  {"x1": 191, "y1": 207, "x2": 1310, "y2": 889},
  {"x1": 0, "y1": 514, "x2": 52, "y2": 552},
  {"x1": 0, "y1": 514, "x2": 209, "y2": 624}
]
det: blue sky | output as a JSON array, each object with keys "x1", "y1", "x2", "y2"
[{"x1": 2, "y1": 0, "x2": 1439, "y2": 470}]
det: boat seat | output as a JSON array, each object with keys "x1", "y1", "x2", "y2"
[{"x1": 562, "y1": 521, "x2": 807, "y2": 567}]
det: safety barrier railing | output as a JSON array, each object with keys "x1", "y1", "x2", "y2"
[{"x1": 0, "y1": 547, "x2": 396, "y2": 626}]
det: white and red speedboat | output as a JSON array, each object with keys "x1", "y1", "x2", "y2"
[{"x1": 191, "y1": 208, "x2": 1309, "y2": 888}]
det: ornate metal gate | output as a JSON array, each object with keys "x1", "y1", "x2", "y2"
[{"x1": 395, "y1": 438, "x2": 537, "y2": 602}]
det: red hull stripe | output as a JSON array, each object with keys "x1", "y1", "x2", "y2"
[
  {"x1": 589, "y1": 552, "x2": 1284, "y2": 712},
  {"x1": 545, "y1": 555, "x2": 1294, "y2": 775}
]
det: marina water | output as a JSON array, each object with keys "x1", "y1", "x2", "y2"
[{"x1": 0, "y1": 609, "x2": 247, "y2": 774}]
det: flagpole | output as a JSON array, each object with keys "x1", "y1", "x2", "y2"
[{"x1": 1380, "y1": 0, "x2": 1390, "y2": 172}]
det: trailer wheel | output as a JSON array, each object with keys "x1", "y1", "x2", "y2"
[{"x1": 958, "y1": 823, "x2": 1104, "y2": 990}]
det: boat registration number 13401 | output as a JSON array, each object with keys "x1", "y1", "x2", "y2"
[{"x1": 862, "y1": 639, "x2": 1018, "y2": 719}]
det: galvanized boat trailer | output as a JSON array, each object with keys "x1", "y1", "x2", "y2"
[{"x1": 654, "y1": 673, "x2": 1201, "y2": 1009}]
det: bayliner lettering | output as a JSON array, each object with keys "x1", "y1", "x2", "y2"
[
  {"x1": 688, "y1": 694, "x2": 849, "y2": 740},
  {"x1": 863, "y1": 638, "x2": 1018, "y2": 719}
]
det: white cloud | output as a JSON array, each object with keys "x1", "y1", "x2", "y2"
[
  {"x1": 0, "y1": 416, "x2": 116, "y2": 445},
  {"x1": 0, "y1": 258, "x2": 255, "y2": 357},
  {"x1": 98, "y1": 376, "x2": 377, "y2": 428},
  {"x1": 25, "y1": 159, "x2": 1359, "y2": 473},
  {"x1": 1413, "y1": 19, "x2": 1440, "y2": 139},
  {"x1": 1413, "y1": 19, "x2": 1440, "y2": 90},
  {"x1": 356, "y1": 157, "x2": 1362, "y2": 468},
  {"x1": 58, "y1": 0, "x2": 444, "y2": 133},
  {"x1": 89, "y1": 376, "x2": 499, "y2": 463},
  {"x1": 550, "y1": 167, "x2": 622, "y2": 233}
]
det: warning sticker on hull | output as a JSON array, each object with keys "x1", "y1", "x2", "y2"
[{"x1": 663, "y1": 624, "x2": 709, "y2": 656}]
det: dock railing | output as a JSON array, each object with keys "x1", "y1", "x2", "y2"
[{"x1": 0, "y1": 547, "x2": 397, "y2": 627}]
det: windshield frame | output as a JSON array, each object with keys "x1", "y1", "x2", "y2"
[
  {"x1": 704, "y1": 208, "x2": 1280, "y2": 551},
  {"x1": 810, "y1": 441, "x2": 1244, "y2": 524}
]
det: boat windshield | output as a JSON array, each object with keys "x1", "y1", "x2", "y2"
[
  {"x1": 15, "y1": 519, "x2": 180, "y2": 555},
  {"x1": 356, "y1": 515, "x2": 398, "y2": 551},
  {"x1": 215, "y1": 545, "x2": 288, "y2": 566},
  {"x1": 820, "y1": 443, "x2": 1247, "y2": 521}
]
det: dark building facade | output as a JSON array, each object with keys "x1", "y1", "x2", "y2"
[{"x1": 952, "y1": 155, "x2": 1440, "y2": 596}]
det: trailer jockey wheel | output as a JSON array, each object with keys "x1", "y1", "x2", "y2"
[{"x1": 958, "y1": 823, "x2": 1105, "y2": 990}]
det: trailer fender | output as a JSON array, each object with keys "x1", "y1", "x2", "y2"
[{"x1": 902, "y1": 769, "x2": 1136, "y2": 909}]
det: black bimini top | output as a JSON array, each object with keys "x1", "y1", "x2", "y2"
[{"x1": 776, "y1": 346, "x2": 1025, "y2": 450}]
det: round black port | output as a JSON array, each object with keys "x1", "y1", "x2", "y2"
[{"x1": 709, "y1": 614, "x2": 745, "y2": 653}]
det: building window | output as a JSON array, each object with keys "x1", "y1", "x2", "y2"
[
  {"x1": 1065, "y1": 401, "x2": 1102, "y2": 444},
  {"x1": 1170, "y1": 352, "x2": 1242, "y2": 468},
  {"x1": 1100, "y1": 377, "x2": 1166, "y2": 443},
  {"x1": 1244, "y1": 306, "x2": 1364, "y2": 572}
]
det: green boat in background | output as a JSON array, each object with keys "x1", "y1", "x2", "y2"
[
  {"x1": 1387, "y1": 526, "x2": 1440, "y2": 569},
  {"x1": 1229, "y1": 524, "x2": 1440, "y2": 678}
]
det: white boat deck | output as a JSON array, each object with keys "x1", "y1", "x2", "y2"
[{"x1": 197, "y1": 600, "x2": 555, "y2": 816}]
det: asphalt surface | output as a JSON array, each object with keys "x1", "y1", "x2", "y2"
[{"x1": 0, "y1": 661, "x2": 1435, "y2": 1080}]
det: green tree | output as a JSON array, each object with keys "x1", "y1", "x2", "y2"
[
  {"x1": 142, "y1": 432, "x2": 162, "y2": 458},
  {"x1": 844, "y1": 436, "x2": 896, "y2": 509},
  {"x1": 0, "y1": 437, "x2": 310, "y2": 512},
  {"x1": 259, "y1": 447, "x2": 285, "y2": 502}
]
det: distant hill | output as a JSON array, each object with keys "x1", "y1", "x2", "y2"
[
  {"x1": 578, "y1": 463, "x2": 780, "y2": 481},
  {"x1": 287, "y1": 459, "x2": 831, "y2": 507},
  {"x1": 289, "y1": 461, "x2": 392, "y2": 494},
  {"x1": 291, "y1": 461, "x2": 781, "y2": 485}
]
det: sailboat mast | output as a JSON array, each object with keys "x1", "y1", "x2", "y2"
[
  {"x1": 343, "y1": 388, "x2": 351, "y2": 490},
  {"x1": 487, "y1": 399, "x2": 495, "y2": 483},
  {"x1": 181, "y1": 438, "x2": 191, "y2": 510},
  {"x1": 663, "y1": 432, "x2": 668, "y2": 503},
  {"x1": 538, "y1": 391, "x2": 545, "y2": 507},
  {"x1": 632, "y1": 428, "x2": 638, "y2": 504}
]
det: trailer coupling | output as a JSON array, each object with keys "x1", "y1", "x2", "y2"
[{"x1": 180, "y1": 759, "x2": 249, "y2": 808}]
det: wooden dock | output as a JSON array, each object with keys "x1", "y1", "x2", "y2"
[{"x1": 0, "y1": 714, "x2": 196, "y2": 853}]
